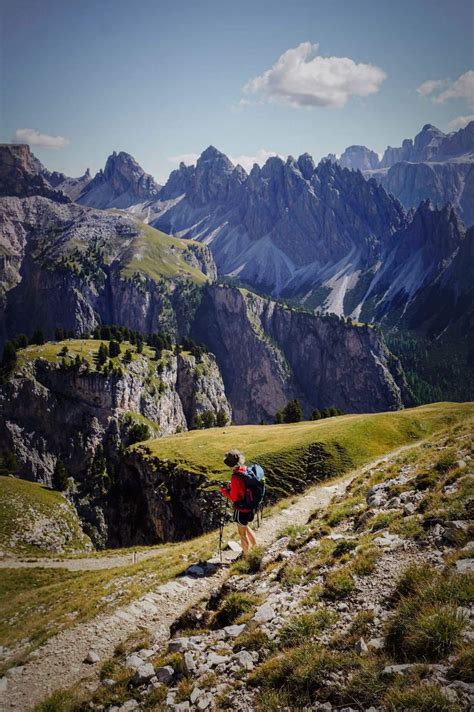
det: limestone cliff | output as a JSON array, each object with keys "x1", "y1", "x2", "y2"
[
  {"x1": 192, "y1": 285, "x2": 410, "y2": 423},
  {"x1": 0, "y1": 341, "x2": 231, "y2": 545}
]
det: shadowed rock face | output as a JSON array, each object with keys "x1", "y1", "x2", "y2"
[
  {"x1": 192, "y1": 285, "x2": 410, "y2": 424},
  {"x1": 0, "y1": 144, "x2": 71, "y2": 202}
]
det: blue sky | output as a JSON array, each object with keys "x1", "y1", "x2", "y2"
[{"x1": 1, "y1": 0, "x2": 473, "y2": 182}]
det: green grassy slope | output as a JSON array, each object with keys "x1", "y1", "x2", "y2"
[
  {"x1": 120, "y1": 223, "x2": 209, "y2": 284},
  {"x1": 16, "y1": 338, "x2": 156, "y2": 370},
  {"x1": 0, "y1": 476, "x2": 92, "y2": 556},
  {"x1": 134, "y1": 403, "x2": 474, "y2": 495}
]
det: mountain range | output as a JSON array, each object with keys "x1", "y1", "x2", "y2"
[
  {"x1": 19, "y1": 122, "x2": 471, "y2": 338},
  {"x1": 1, "y1": 122, "x2": 473, "y2": 403}
]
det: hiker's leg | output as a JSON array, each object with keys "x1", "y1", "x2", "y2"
[
  {"x1": 237, "y1": 524, "x2": 249, "y2": 554},
  {"x1": 246, "y1": 525, "x2": 257, "y2": 549}
]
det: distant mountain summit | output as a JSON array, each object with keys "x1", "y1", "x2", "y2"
[
  {"x1": 76, "y1": 151, "x2": 161, "y2": 208},
  {"x1": 0, "y1": 144, "x2": 71, "y2": 203}
]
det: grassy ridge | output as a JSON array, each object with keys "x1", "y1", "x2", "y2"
[
  {"x1": 120, "y1": 223, "x2": 209, "y2": 284},
  {"x1": 134, "y1": 403, "x2": 474, "y2": 495},
  {"x1": 0, "y1": 477, "x2": 91, "y2": 556}
]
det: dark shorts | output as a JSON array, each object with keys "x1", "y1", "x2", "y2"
[{"x1": 233, "y1": 509, "x2": 255, "y2": 526}]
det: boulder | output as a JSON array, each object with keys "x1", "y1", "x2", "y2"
[
  {"x1": 253, "y1": 602, "x2": 275, "y2": 623},
  {"x1": 232, "y1": 650, "x2": 254, "y2": 670},
  {"x1": 125, "y1": 654, "x2": 144, "y2": 671},
  {"x1": 456, "y1": 558, "x2": 474, "y2": 574},
  {"x1": 443, "y1": 521, "x2": 470, "y2": 545},
  {"x1": 354, "y1": 638, "x2": 368, "y2": 654},
  {"x1": 207, "y1": 652, "x2": 230, "y2": 667},
  {"x1": 84, "y1": 650, "x2": 100, "y2": 664},
  {"x1": 223, "y1": 623, "x2": 246, "y2": 638},
  {"x1": 168, "y1": 638, "x2": 189, "y2": 653},
  {"x1": 383, "y1": 663, "x2": 417, "y2": 675},
  {"x1": 155, "y1": 665, "x2": 174, "y2": 683},
  {"x1": 132, "y1": 663, "x2": 155, "y2": 685}
]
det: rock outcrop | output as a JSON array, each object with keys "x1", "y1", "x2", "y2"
[
  {"x1": 77, "y1": 151, "x2": 161, "y2": 208},
  {"x1": 0, "y1": 342, "x2": 231, "y2": 545},
  {"x1": 337, "y1": 145, "x2": 380, "y2": 171},
  {"x1": 0, "y1": 144, "x2": 71, "y2": 203}
]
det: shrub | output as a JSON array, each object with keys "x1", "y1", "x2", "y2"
[
  {"x1": 341, "y1": 659, "x2": 388, "y2": 707},
  {"x1": 448, "y1": 641, "x2": 474, "y2": 682},
  {"x1": 301, "y1": 584, "x2": 323, "y2": 607},
  {"x1": 231, "y1": 546, "x2": 264, "y2": 574},
  {"x1": 325, "y1": 496, "x2": 365, "y2": 526},
  {"x1": 350, "y1": 547, "x2": 379, "y2": 575},
  {"x1": 434, "y1": 453, "x2": 458, "y2": 473},
  {"x1": 52, "y1": 460, "x2": 69, "y2": 491},
  {"x1": 333, "y1": 539, "x2": 358, "y2": 558},
  {"x1": 279, "y1": 609, "x2": 338, "y2": 648},
  {"x1": 127, "y1": 422, "x2": 151, "y2": 445},
  {"x1": 233, "y1": 628, "x2": 275, "y2": 653},
  {"x1": 383, "y1": 682, "x2": 461, "y2": 711},
  {"x1": 34, "y1": 690, "x2": 77, "y2": 712},
  {"x1": 212, "y1": 592, "x2": 258, "y2": 627},
  {"x1": 323, "y1": 567, "x2": 355, "y2": 600},
  {"x1": 249, "y1": 642, "x2": 355, "y2": 707},
  {"x1": 0, "y1": 341, "x2": 17, "y2": 379}
]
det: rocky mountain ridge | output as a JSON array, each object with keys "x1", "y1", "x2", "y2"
[{"x1": 76, "y1": 151, "x2": 161, "y2": 208}]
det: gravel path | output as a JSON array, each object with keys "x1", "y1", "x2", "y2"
[{"x1": 0, "y1": 446, "x2": 414, "y2": 711}]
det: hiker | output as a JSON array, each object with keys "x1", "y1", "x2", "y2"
[{"x1": 221, "y1": 449, "x2": 261, "y2": 555}]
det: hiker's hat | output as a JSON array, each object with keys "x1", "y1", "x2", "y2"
[{"x1": 224, "y1": 449, "x2": 245, "y2": 467}]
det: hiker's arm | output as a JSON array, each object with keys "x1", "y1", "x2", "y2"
[{"x1": 220, "y1": 483, "x2": 232, "y2": 500}]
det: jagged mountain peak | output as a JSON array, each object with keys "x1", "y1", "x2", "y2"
[
  {"x1": 297, "y1": 153, "x2": 316, "y2": 179},
  {"x1": 77, "y1": 150, "x2": 160, "y2": 209},
  {"x1": 197, "y1": 146, "x2": 235, "y2": 173},
  {"x1": 0, "y1": 143, "x2": 71, "y2": 203}
]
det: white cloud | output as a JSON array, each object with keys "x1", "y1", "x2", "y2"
[
  {"x1": 417, "y1": 70, "x2": 474, "y2": 107},
  {"x1": 416, "y1": 79, "x2": 448, "y2": 97},
  {"x1": 13, "y1": 128, "x2": 69, "y2": 149},
  {"x1": 229, "y1": 149, "x2": 282, "y2": 172},
  {"x1": 242, "y1": 42, "x2": 386, "y2": 108},
  {"x1": 168, "y1": 149, "x2": 281, "y2": 173},
  {"x1": 447, "y1": 114, "x2": 474, "y2": 131},
  {"x1": 434, "y1": 70, "x2": 474, "y2": 106},
  {"x1": 168, "y1": 152, "x2": 200, "y2": 166}
]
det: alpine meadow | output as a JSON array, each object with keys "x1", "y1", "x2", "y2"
[{"x1": 0, "y1": 1, "x2": 473, "y2": 710}]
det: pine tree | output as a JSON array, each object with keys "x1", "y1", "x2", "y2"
[
  {"x1": 1, "y1": 341, "x2": 17, "y2": 378},
  {"x1": 109, "y1": 340, "x2": 120, "y2": 358},
  {"x1": 14, "y1": 334, "x2": 28, "y2": 349},
  {"x1": 283, "y1": 399, "x2": 303, "y2": 423},
  {"x1": 311, "y1": 408, "x2": 322, "y2": 420},
  {"x1": 52, "y1": 460, "x2": 69, "y2": 491},
  {"x1": 30, "y1": 330, "x2": 44, "y2": 345},
  {"x1": 275, "y1": 410, "x2": 283, "y2": 424},
  {"x1": 216, "y1": 408, "x2": 228, "y2": 427},
  {"x1": 97, "y1": 343, "x2": 108, "y2": 365}
]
